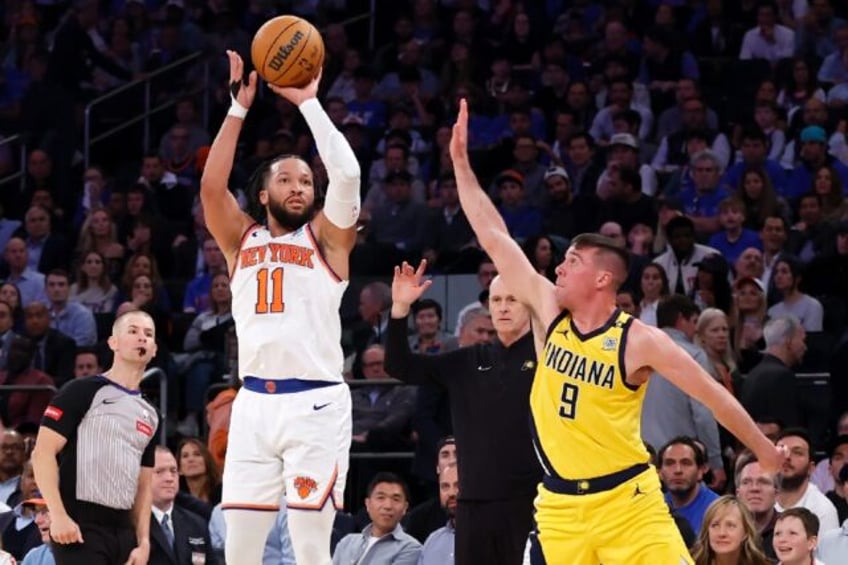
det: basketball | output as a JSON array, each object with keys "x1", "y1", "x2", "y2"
[{"x1": 251, "y1": 15, "x2": 324, "y2": 88}]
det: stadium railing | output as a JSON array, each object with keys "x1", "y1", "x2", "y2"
[
  {"x1": 0, "y1": 134, "x2": 27, "y2": 191},
  {"x1": 142, "y1": 367, "x2": 169, "y2": 444},
  {"x1": 83, "y1": 51, "x2": 210, "y2": 169}
]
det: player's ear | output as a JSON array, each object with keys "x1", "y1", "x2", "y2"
[
  {"x1": 107, "y1": 334, "x2": 118, "y2": 352},
  {"x1": 258, "y1": 188, "x2": 269, "y2": 206}
]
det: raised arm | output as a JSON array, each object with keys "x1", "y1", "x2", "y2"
[
  {"x1": 199, "y1": 51, "x2": 259, "y2": 273},
  {"x1": 627, "y1": 322, "x2": 786, "y2": 474},
  {"x1": 449, "y1": 99, "x2": 556, "y2": 321},
  {"x1": 269, "y1": 72, "x2": 361, "y2": 274},
  {"x1": 384, "y1": 261, "x2": 468, "y2": 386}
]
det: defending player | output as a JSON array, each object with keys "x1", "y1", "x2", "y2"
[
  {"x1": 200, "y1": 51, "x2": 360, "y2": 565},
  {"x1": 448, "y1": 99, "x2": 785, "y2": 564}
]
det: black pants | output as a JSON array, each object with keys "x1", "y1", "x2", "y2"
[
  {"x1": 455, "y1": 496, "x2": 535, "y2": 565},
  {"x1": 52, "y1": 522, "x2": 137, "y2": 565}
]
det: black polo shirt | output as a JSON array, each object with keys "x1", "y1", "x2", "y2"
[{"x1": 385, "y1": 316, "x2": 542, "y2": 501}]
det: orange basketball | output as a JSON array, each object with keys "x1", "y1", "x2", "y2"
[{"x1": 251, "y1": 15, "x2": 324, "y2": 88}]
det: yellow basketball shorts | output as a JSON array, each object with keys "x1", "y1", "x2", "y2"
[{"x1": 529, "y1": 467, "x2": 693, "y2": 565}]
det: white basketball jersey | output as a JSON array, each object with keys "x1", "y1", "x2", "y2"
[{"x1": 230, "y1": 223, "x2": 348, "y2": 382}]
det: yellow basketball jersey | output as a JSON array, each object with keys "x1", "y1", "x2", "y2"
[{"x1": 530, "y1": 309, "x2": 650, "y2": 479}]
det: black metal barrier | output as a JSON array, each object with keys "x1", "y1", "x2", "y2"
[{"x1": 142, "y1": 368, "x2": 169, "y2": 445}]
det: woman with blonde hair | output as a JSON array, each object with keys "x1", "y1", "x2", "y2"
[
  {"x1": 696, "y1": 308, "x2": 740, "y2": 395},
  {"x1": 692, "y1": 495, "x2": 771, "y2": 565},
  {"x1": 75, "y1": 208, "x2": 125, "y2": 280}
]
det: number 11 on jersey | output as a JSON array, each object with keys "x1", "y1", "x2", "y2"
[{"x1": 255, "y1": 267, "x2": 285, "y2": 314}]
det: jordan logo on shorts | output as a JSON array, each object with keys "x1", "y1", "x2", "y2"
[{"x1": 632, "y1": 484, "x2": 644, "y2": 498}]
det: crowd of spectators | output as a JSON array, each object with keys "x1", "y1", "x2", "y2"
[{"x1": 1, "y1": 0, "x2": 848, "y2": 562}]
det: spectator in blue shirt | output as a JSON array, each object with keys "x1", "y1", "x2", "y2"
[
  {"x1": 2, "y1": 238, "x2": 46, "y2": 308},
  {"x1": 659, "y1": 436, "x2": 719, "y2": 535},
  {"x1": 332, "y1": 473, "x2": 420, "y2": 565},
  {"x1": 182, "y1": 237, "x2": 226, "y2": 314},
  {"x1": 493, "y1": 170, "x2": 542, "y2": 241},
  {"x1": 418, "y1": 463, "x2": 458, "y2": 565},
  {"x1": 678, "y1": 150, "x2": 729, "y2": 236},
  {"x1": 44, "y1": 270, "x2": 96, "y2": 347},
  {"x1": 817, "y1": 24, "x2": 848, "y2": 86},
  {"x1": 722, "y1": 127, "x2": 787, "y2": 195},
  {"x1": 708, "y1": 197, "x2": 763, "y2": 264},
  {"x1": 20, "y1": 491, "x2": 53, "y2": 565},
  {"x1": 785, "y1": 126, "x2": 848, "y2": 201}
]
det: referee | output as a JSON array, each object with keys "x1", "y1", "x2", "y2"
[
  {"x1": 31, "y1": 310, "x2": 160, "y2": 565},
  {"x1": 385, "y1": 261, "x2": 541, "y2": 565}
]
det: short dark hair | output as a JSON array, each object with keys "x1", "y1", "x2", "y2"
[
  {"x1": 741, "y1": 126, "x2": 767, "y2": 144},
  {"x1": 658, "y1": 436, "x2": 707, "y2": 467},
  {"x1": 611, "y1": 109, "x2": 642, "y2": 130},
  {"x1": 656, "y1": 295, "x2": 700, "y2": 329},
  {"x1": 46, "y1": 269, "x2": 70, "y2": 283},
  {"x1": 570, "y1": 233, "x2": 630, "y2": 286},
  {"x1": 763, "y1": 214, "x2": 789, "y2": 231},
  {"x1": 829, "y1": 435, "x2": 848, "y2": 460},
  {"x1": 411, "y1": 298, "x2": 443, "y2": 321},
  {"x1": 776, "y1": 427, "x2": 813, "y2": 456},
  {"x1": 776, "y1": 507, "x2": 819, "y2": 538},
  {"x1": 613, "y1": 165, "x2": 642, "y2": 193},
  {"x1": 244, "y1": 154, "x2": 311, "y2": 222},
  {"x1": 366, "y1": 472, "x2": 409, "y2": 501},
  {"x1": 568, "y1": 132, "x2": 596, "y2": 150}
]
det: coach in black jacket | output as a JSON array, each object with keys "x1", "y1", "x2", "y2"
[
  {"x1": 150, "y1": 446, "x2": 216, "y2": 565},
  {"x1": 385, "y1": 261, "x2": 541, "y2": 565}
]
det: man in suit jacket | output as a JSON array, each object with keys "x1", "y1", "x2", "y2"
[
  {"x1": 23, "y1": 302, "x2": 75, "y2": 387},
  {"x1": 14, "y1": 206, "x2": 70, "y2": 274},
  {"x1": 149, "y1": 446, "x2": 216, "y2": 565}
]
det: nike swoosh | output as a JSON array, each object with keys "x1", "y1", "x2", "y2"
[
  {"x1": 477, "y1": 365, "x2": 492, "y2": 371},
  {"x1": 313, "y1": 403, "x2": 331, "y2": 411},
  {"x1": 103, "y1": 399, "x2": 120, "y2": 405}
]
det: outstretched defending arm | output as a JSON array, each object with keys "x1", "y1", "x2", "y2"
[
  {"x1": 628, "y1": 323, "x2": 786, "y2": 476},
  {"x1": 269, "y1": 74, "x2": 360, "y2": 252},
  {"x1": 449, "y1": 99, "x2": 555, "y2": 319},
  {"x1": 200, "y1": 51, "x2": 259, "y2": 271}
]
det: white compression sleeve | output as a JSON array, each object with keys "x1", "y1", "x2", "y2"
[{"x1": 299, "y1": 98, "x2": 361, "y2": 229}]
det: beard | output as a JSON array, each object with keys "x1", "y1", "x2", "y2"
[
  {"x1": 667, "y1": 483, "x2": 697, "y2": 500},
  {"x1": 780, "y1": 472, "x2": 808, "y2": 492},
  {"x1": 267, "y1": 198, "x2": 314, "y2": 231}
]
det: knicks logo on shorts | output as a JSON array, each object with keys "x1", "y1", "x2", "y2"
[{"x1": 294, "y1": 476, "x2": 318, "y2": 499}]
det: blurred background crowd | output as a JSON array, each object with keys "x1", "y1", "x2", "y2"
[{"x1": 1, "y1": 0, "x2": 848, "y2": 562}]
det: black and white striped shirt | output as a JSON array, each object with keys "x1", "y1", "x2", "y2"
[{"x1": 41, "y1": 376, "x2": 158, "y2": 516}]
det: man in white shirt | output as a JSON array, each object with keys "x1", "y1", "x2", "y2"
[
  {"x1": 740, "y1": 3, "x2": 796, "y2": 63},
  {"x1": 775, "y1": 429, "x2": 840, "y2": 535},
  {"x1": 653, "y1": 216, "x2": 720, "y2": 297}
]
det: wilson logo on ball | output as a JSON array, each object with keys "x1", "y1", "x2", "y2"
[{"x1": 268, "y1": 30, "x2": 304, "y2": 72}]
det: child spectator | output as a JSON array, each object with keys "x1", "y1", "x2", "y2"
[{"x1": 708, "y1": 197, "x2": 763, "y2": 264}]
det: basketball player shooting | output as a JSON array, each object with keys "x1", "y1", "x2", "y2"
[
  {"x1": 200, "y1": 50, "x2": 360, "y2": 565},
  {"x1": 449, "y1": 99, "x2": 787, "y2": 564}
]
